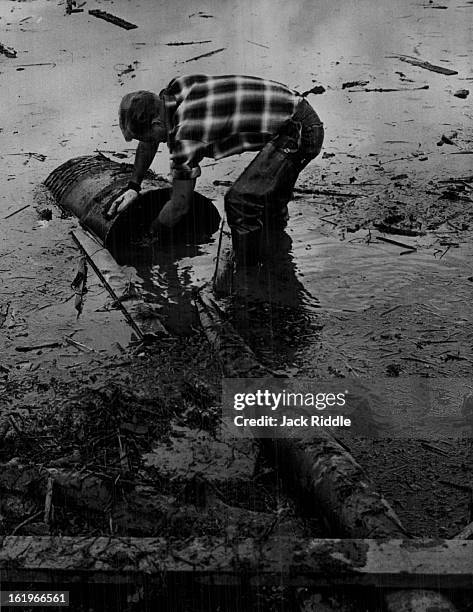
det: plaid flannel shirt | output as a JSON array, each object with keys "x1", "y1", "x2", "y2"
[{"x1": 161, "y1": 74, "x2": 301, "y2": 180}]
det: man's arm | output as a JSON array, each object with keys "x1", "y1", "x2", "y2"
[
  {"x1": 171, "y1": 178, "x2": 195, "y2": 207},
  {"x1": 106, "y1": 140, "x2": 158, "y2": 218},
  {"x1": 156, "y1": 178, "x2": 196, "y2": 228},
  {"x1": 130, "y1": 140, "x2": 159, "y2": 186}
]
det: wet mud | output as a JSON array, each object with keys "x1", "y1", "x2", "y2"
[{"x1": 1, "y1": 0, "x2": 473, "y2": 566}]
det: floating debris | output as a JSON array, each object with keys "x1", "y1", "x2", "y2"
[
  {"x1": 389, "y1": 54, "x2": 458, "y2": 75},
  {"x1": 437, "y1": 133, "x2": 458, "y2": 146},
  {"x1": 15, "y1": 63, "x2": 56, "y2": 69},
  {"x1": 189, "y1": 11, "x2": 214, "y2": 18},
  {"x1": 342, "y1": 80, "x2": 369, "y2": 89},
  {"x1": 247, "y1": 40, "x2": 270, "y2": 49},
  {"x1": 4, "y1": 205, "x2": 30, "y2": 220},
  {"x1": 88, "y1": 9, "x2": 138, "y2": 30},
  {"x1": 0, "y1": 43, "x2": 17, "y2": 58},
  {"x1": 15, "y1": 341, "x2": 62, "y2": 353},
  {"x1": 301, "y1": 85, "x2": 326, "y2": 96},
  {"x1": 8, "y1": 152, "x2": 47, "y2": 162},
  {"x1": 183, "y1": 47, "x2": 226, "y2": 63},
  {"x1": 349, "y1": 85, "x2": 429, "y2": 92},
  {"x1": 376, "y1": 236, "x2": 417, "y2": 251},
  {"x1": 165, "y1": 40, "x2": 212, "y2": 46}
]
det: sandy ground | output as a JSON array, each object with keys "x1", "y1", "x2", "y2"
[{"x1": 1, "y1": 0, "x2": 473, "y2": 547}]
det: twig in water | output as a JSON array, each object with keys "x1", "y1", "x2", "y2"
[
  {"x1": 387, "y1": 54, "x2": 458, "y2": 76},
  {"x1": 183, "y1": 47, "x2": 226, "y2": 63},
  {"x1": 4, "y1": 205, "x2": 30, "y2": 220},
  {"x1": 349, "y1": 85, "x2": 429, "y2": 93},
  {"x1": 247, "y1": 40, "x2": 269, "y2": 49},
  {"x1": 381, "y1": 304, "x2": 403, "y2": 317},
  {"x1": 43, "y1": 476, "x2": 54, "y2": 524},
  {"x1": 12, "y1": 510, "x2": 44, "y2": 535},
  {"x1": 165, "y1": 40, "x2": 212, "y2": 46},
  {"x1": 376, "y1": 236, "x2": 417, "y2": 251}
]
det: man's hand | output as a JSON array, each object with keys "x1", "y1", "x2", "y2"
[{"x1": 105, "y1": 189, "x2": 138, "y2": 219}]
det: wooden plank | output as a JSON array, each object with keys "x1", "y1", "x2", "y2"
[
  {"x1": 71, "y1": 228, "x2": 168, "y2": 339},
  {"x1": 88, "y1": 9, "x2": 137, "y2": 30},
  {"x1": 0, "y1": 537, "x2": 472, "y2": 589},
  {"x1": 389, "y1": 54, "x2": 458, "y2": 75}
]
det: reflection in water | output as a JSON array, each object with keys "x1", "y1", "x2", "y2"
[
  {"x1": 227, "y1": 230, "x2": 322, "y2": 369},
  {"x1": 131, "y1": 237, "x2": 217, "y2": 335}
]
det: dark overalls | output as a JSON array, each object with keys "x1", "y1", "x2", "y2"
[{"x1": 224, "y1": 97, "x2": 324, "y2": 265}]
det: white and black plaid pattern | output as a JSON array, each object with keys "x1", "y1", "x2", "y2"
[{"x1": 162, "y1": 74, "x2": 300, "y2": 179}]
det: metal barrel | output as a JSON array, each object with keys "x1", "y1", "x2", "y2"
[{"x1": 44, "y1": 155, "x2": 221, "y2": 250}]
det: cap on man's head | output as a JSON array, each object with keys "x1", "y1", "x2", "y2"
[{"x1": 119, "y1": 91, "x2": 160, "y2": 141}]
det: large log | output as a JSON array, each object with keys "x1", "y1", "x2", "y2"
[
  {"x1": 195, "y1": 289, "x2": 268, "y2": 377},
  {"x1": 0, "y1": 460, "x2": 303, "y2": 539},
  {"x1": 195, "y1": 287, "x2": 404, "y2": 538},
  {"x1": 195, "y1": 286, "x2": 458, "y2": 611},
  {"x1": 0, "y1": 537, "x2": 472, "y2": 590}
]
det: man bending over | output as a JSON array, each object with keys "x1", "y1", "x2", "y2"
[{"x1": 106, "y1": 74, "x2": 324, "y2": 264}]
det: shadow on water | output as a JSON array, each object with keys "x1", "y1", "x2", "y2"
[
  {"x1": 226, "y1": 230, "x2": 323, "y2": 369},
  {"x1": 103, "y1": 188, "x2": 221, "y2": 335}
]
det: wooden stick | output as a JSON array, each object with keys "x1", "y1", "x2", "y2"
[
  {"x1": 70, "y1": 231, "x2": 144, "y2": 341},
  {"x1": 184, "y1": 47, "x2": 226, "y2": 63},
  {"x1": 15, "y1": 341, "x2": 62, "y2": 352},
  {"x1": 348, "y1": 85, "x2": 429, "y2": 92},
  {"x1": 88, "y1": 9, "x2": 137, "y2": 30},
  {"x1": 4, "y1": 204, "x2": 30, "y2": 219},
  {"x1": 376, "y1": 236, "x2": 417, "y2": 250},
  {"x1": 387, "y1": 54, "x2": 458, "y2": 76},
  {"x1": 43, "y1": 475, "x2": 54, "y2": 524}
]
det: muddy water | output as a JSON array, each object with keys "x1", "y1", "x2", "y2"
[{"x1": 1, "y1": 0, "x2": 472, "y2": 371}]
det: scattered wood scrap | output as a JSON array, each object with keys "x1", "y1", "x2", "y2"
[
  {"x1": 15, "y1": 63, "x2": 56, "y2": 69},
  {"x1": 0, "y1": 43, "x2": 17, "y2": 58},
  {"x1": 376, "y1": 236, "x2": 417, "y2": 251},
  {"x1": 88, "y1": 9, "x2": 138, "y2": 30},
  {"x1": 4, "y1": 204, "x2": 30, "y2": 220},
  {"x1": 294, "y1": 186, "x2": 362, "y2": 198},
  {"x1": 165, "y1": 40, "x2": 212, "y2": 46},
  {"x1": 301, "y1": 85, "x2": 326, "y2": 96},
  {"x1": 8, "y1": 152, "x2": 47, "y2": 162},
  {"x1": 342, "y1": 80, "x2": 369, "y2": 89},
  {"x1": 373, "y1": 222, "x2": 424, "y2": 237},
  {"x1": 247, "y1": 40, "x2": 270, "y2": 49},
  {"x1": 15, "y1": 341, "x2": 62, "y2": 353},
  {"x1": 349, "y1": 85, "x2": 429, "y2": 92},
  {"x1": 388, "y1": 54, "x2": 458, "y2": 76},
  {"x1": 183, "y1": 47, "x2": 226, "y2": 63}
]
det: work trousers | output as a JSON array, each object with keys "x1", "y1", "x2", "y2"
[{"x1": 224, "y1": 97, "x2": 324, "y2": 264}]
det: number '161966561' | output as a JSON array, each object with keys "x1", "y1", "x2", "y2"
[{"x1": 0, "y1": 591, "x2": 69, "y2": 607}]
